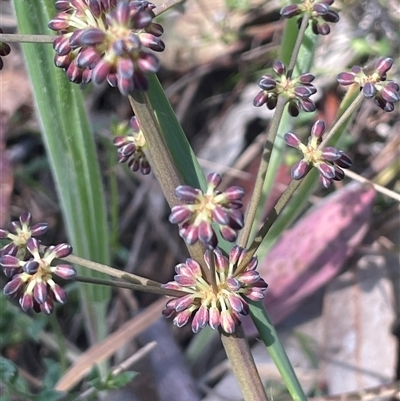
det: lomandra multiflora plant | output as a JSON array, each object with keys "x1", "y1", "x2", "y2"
[{"x1": 1, "y1": 0, "x2": 399, "y2": 400}]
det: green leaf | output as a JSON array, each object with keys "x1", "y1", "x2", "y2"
[{"x1": 12, "y1": 0, "x2": 110, "y2": 344}]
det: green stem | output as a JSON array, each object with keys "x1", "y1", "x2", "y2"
[
  {"x1": 64, "y1": 253, "x2": 162, "y2": 287},
  {"x1": 287, "y1": 15, "x2": 310, "y2": 75},
  {"x1": 128, "y1": 92, "x2": 209, "y2": 278},
  {"x1": 249, "y1": 300, "x2": 307, "y2": 401},
  {"x1": 74, "y1": 275, "x2": 184, "y2": 297},
  {"x1": 319, "y1": 91, "x2": 365, "y2": 149},
  {"x1": 238, "y1": 96, "x2": 286, "y2": 248},
  {"x1": 220, "y1": 325, "x2": 269, "y2": 401}
]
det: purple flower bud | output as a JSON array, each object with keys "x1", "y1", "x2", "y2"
[
  {"x1": 299, "y1": 98, "x2": 316, "y2": 112},
  {"x1": 317, "y1": 162, "x2": 336, "y2": 179},
  {"x1": 294, "y1": 85, "x2": 317, "y2": 98},
  {"x1": 207, "y1": 172, "x2": 222, "y2": 187},
  {"x1": 258, "y1": 75, "x2": 276, "y2": 91},
  {"x1": 173, "y1": 311, "x2": 192, "y2": 328},
  {"x1": 227, "y1": 209, "x2": 244, "y2": 229},
  {"x1": 273, "y1": 60, "x2": 286, "y2": 76},
  {"x1": 19, "y1": 212, "x2": 31, "y2": 226},
  {"x1": 30, "y1": 223, "x2": 48, "y2": 237},
  {"x1": 380, "y1": 83, "x2": 400, "y2": 103},
  {"x1": 375, "y1": 57, "x2": 393, "y2": 76},
  {"x1": 192, "y1": 305, "x2": 209, "y2": 333},
  {"x1": 51, "y1": 284, "x2": 67, "y2": 304},
  {"x1": 92, "y1": 59, "x2": 112, "y2": 84},
  {"x1": 224, "y1": 186, "x2": 244, "y2": 201},
  {"x1": 313, "y1": 3, "x2": 329, "y2": 15},
  {"x1": 311, "y1": 120, "x2": 326, "y2": 138},
  {"x1": 169, "y1": 206, "x2": 191, "y2": 224},
  {"x1": 23, "y1": 260, "x2": 39, "y2": 274},
  {"x1": 375, "y1": 97, "x2": 394, "y2": 112},
  {"x1": 333, "y1": 166, "x2": 345, "y2": 181},
  {"x1": 0, "y1": 228, "x2": 8, "y2": 238},
  {"x1": 40, "y1": 298, "x2": 54, "y2": 315},
  {"x1": 55, "y1": 0, "x2": 70, "y2": 10},
  {"x1": 298, "y1": 73, "x2": 315, "y2": 84},
  {"x1": 0, "y1": 255, "x2": 21, "y2": 270},
  {"x1": 220, "y1": 310, "x2": 236, "y2": 333},
  {"x1": 319, "y1": 175, "x2": 333, "y2": 188},
  {"x1": 53, "y1": 264, "x2": 77, "y2": 279},
  {"x1": 321, "y1": 147, "x2": 341, "y2": 161},
  {"x1": 80, "y1": 28, "x2": 106, "y2": 46},
  {"x1": 54, "y1": 54, "x2": 72, "y2": 69},
  {"x1": 321, "y1": 9, "x2": 339, "y2": 23},
  {"x1": 137, "y1": 52, "x2": 159, "y2": 73},
  {"x1": 52, "y1": 243, "x2": 72, "y2": 258},
  {"x1": 228, "y1": 293, "x2": 247, "y2": 313},
  {"x1": 3, "y1": 277, "x2": 24, "y2": 297},
  {"x1": 88, "y1": 0, "x2": 102, "y2": 18},
  {"x1": 212, "y1": 206, "x2": 230, "y2": 225},
  {"x1": 53, "y1": 36, "x2": 71, "y2": 56},
  {"x1": 48, "y1": 15, "x2": 70, "y2": 31},
  {"x1": 280, "y1": 4, "x2": 300, "y2": 18},
  {"x1": 253, "y1": 91, "x2": 268, "y2": 107},
  {"x1": 363, "y1": 82, "x2": 377, "y2": 99},
  {"x1": 175, "y1": 185, "x2": 200, "y2": 201},
  {"x1": 336, "y1": 152, "x2": 352, "y2": 168},
  {"x1": 174, "y1": 274, "x2": 197, "y2": 287},
  {"x1": 220, "y1": 225, "x2": 238, "y2": 242},
  {"x1": 209, "y1": 306, "x2": 220, "y2": 330},
  {"x1": 20, "y1": 293, "x2": 34, "y2": 312},
  {"x1": 66, "y1": 62, "x2": 84, "y2": 83},
  {"x1": 140, "y1": 33, "x2": 165, "y2": 52},
  {"x1": 26, "y1": 238, "x2": 40, "y2": 255},
  {"x1": 181, "y1": 224, "x2": 198, "y2": 245},
  {"x1": 316, "y1": 22, "x2": 331, "y2": 35},
  {"x1": 76, "y1": 47, "x2": 101, "y2": 68},
  {"x1": 68, "y1": 29, "x2": 85, "y2": 49},
  {"x1": 291, "y1": 160, "x2": 310, "y2": 180},
  {"x1": 131, "y1": 10, "x2": 153, "y2": 29},
  {"x1": 284, "y1": 132, "x2": 302, "y2": 148},
  {"x1": 337, "y1": 72, "x2": 356, "y2": 86},
  {"x1": 288, "y1": 101, "x2": 300, "y2": 117},
  {"x1": 198, "y1": 221, "x2": 217, "y2": 248},
  {"x1": 33, "y1": 281, "x2": 48, "y2": 304}
]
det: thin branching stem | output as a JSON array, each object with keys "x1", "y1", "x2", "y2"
[
  {"x1": 64, "y1": 253, "x2": 162, "y2": 287},
  {"x1": 0, "y1": 33, "x2": 54, "y2": 43},
  {"x1": 220, "y1": 325, "x2": 269, "y2": 401},
  {"x1": 239, "y1": 15, "x2": 311, "y2": 250},
  {"x1": 74, "y1": 275, "x2": 185, "y2": 297},
  {"x1": 318, "y1": 91, "x2": 365, "y2": 148},
  {"x1": 207, "y1": 249, "x2": 218, "y2": 294}
]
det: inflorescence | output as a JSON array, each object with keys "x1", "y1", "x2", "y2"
[
  {"x1": 281, "y1": 0, "x2": 339, "y2": 35},
  {"x1": 253, "y1": 60, "x2": 316, "y2": 117},
  {"x1": 48, "y1": 0, "x2": 165, "y2": 94},
  {"x1": 162, "y1": 247, "x2": 268, "y2": 334},
  {"x1": 284, "y1": 120, "x2": 352, "y2": 188},
  {"x1": 0, "y1": 213, "x2": 76, "y2": 314},
  {"x1": 113, "y1": 116, "x2": 151, "y2": 174},
  {"x1": 337, "y1": 57, "x2": 400, "y2": 112},
  {"x1": 169, "y1": 173, "x2": 245, "y2": 249}
]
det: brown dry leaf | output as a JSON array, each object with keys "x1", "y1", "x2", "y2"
[
  {"x1": 55, "y1": 298, "x2": 166, "y2": 392},
  {"x1": 322, "y1": 257, "x2": 396, "y2": 393}
]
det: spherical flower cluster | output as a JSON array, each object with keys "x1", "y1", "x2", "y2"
[
  {"x1": 169, "y1": 173, "x2": 245, "y2": 248},
  {"x1": 253, "y1": 60, "x2": 316, "y2": 117},
  {"x1": 48, "y1": 0, "x2": 165, "y2": 94},
  {"x1": 0, "y1": 238, "x2": 76, "y2": 314},
  {"x1": 281, "y1": 0, "x2": 339, "y2": 35},
  {"x1": 113, "y1": 116, "x2": 150, "y2": 174},
  {"x1": 337, "y1": 57, "x2": 399, "y2": 112},
  {"x1": 284, "y1": 120, "x2": 352, "y2": 188},
  {"x1": 0, "y1": 28, "x2": 11, "y2": 70},
  {"x1": 162, "y1": 246, "x2": 268, "y2": 333},
  {"x1": 0, "y1": 212, "x2": 48, "y2": 259}
]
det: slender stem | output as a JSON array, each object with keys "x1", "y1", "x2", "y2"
[
  {"x1": 0, "y1": 33, "x2": 54, "y2": 43},
  {"x1": 319, "y1": 91, "x2": 364, "y2": 149},
  {"x1": 74, "y1": 275, "x2": 185, "y2": 297},
  {"x1": 154, "y1": 0, "x2": 187, "y2": 16},
  {"x1": 287, "y1": 15, "x2": 310, "y2": 75},
  {"x1": 239, "y1": 16, "x2": 311, "y2": 250},
  {"x1": 238, "y1": 96, "x2": 287, "y2": 248},
  {"x1": 237, "y1": 180, "x2": 301, "y2": 274},
  {"x1": 64, "y1": 253, "x2": 162, "y2": 287},
  {"x1": 128, "y1": 93, "x2": 209, "y2": 279},
  {"x1": 220, "y1": 325, "x2": 269, "y2": 401}
]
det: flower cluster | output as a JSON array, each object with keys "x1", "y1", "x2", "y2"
[
  {"x1": 48, "y1": 0, "x2": 165, "y2": 94},
  {"x1": 169, "y1": 173, "x2": 245, "y2": 248},
  {"x1": 113, "y1": 116, "x2": 150, "y2": 174},
  {"x1": 0, "y1": 28, "x2": 11, "y2": 70},
  {"x1": 0, "y1": 212, "x2": 48, "y2": 258},
  {"x1": 0, "y1": 213, "x2": 76, "y2": 314},
  {"x1": 284, "y1": 120, "x2": 352, "y2": 188},
  {"x1": 281, "y1": 0, "x2": 339, "y2": 35},
  {"x1": 253, "y1": 60, "x2": 316, "y2": 117},
  {"x1": 162, "y1": 247, "x2": 268, "y2": 333},
  {"x1": 337, "y1": 57, "x2": 399, "y2": 112}
]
